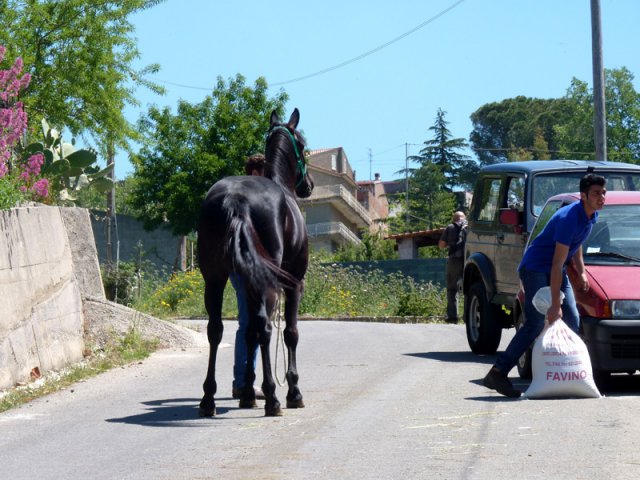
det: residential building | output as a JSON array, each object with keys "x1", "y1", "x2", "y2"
[{"x1": 298, "y1": 147, "x2": 383, "y2": 252}]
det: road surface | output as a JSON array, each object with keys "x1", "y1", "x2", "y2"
[{"x1": 2, "y1": 320, "x2": 640, "y2": 479}]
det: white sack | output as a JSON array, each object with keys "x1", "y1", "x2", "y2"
[{"x1": 524, "y1": 319, "x2": 601, "y2": 399}]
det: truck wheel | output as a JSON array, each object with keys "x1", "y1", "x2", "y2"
[
  {"x1": 593, "y1": 369, "x2": 611, "y2": 391},
  {"x1": 516, "y1": 310, "x2": 532, "y2": 379},
  {"x1": 465, "y1": 281, "x2": 502, "y2": 354}
]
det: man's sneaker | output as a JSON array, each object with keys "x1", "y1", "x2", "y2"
[{"x1": 483, "y1": 368, "x2": 522, "y2": 398}]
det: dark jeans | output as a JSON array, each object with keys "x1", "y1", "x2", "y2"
[
  {"x1": 229, "y1": 273, "x2": 259, "y2": 389},
  {"x1": 494, "y1": 267, "x2": 580, "y2": 375},
  {"x1": 446, "y1": 256, "x2": 463, "y2": 320}
]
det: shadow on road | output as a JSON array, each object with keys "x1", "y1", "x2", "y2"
[
  {"x1": 105, "y1": 397, "x2": 248, "y2": 427},
  {"x1": 404, "y1": 351, "x2": 496, "y2": 364}
]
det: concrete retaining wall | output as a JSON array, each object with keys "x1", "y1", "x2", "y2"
[
  {"x1": 1, "y1": 206, "x2": 205, "y2": 391},
  {"x1": 0, "y1": 207, "x2": 104, "y2": 390}
]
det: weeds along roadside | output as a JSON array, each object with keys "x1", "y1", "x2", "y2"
[
  {"x1": 0, "y1": 327, "x2": 158, "y2": 414},
  {"x1": 129, "y1": 256, "x2": 450, "y2": 320}
]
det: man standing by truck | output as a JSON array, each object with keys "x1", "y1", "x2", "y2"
[
  {"x1": 482, "y1": 173, "x2": 607, "y2": 397},
  {"x1": 439, "y1": 211, "x2": 467, "y2": 324}
]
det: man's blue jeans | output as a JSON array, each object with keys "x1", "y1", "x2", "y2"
[
  {"x1": 494, "y1": 267, "x2": 580, "y2": 375},
  {"x1": 229, "y1": 274, "x2": 259, "y2": 389}
]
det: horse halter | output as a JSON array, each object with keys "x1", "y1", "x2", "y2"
[{"x1": 267, "y1": 125, "x2": 308, "y2": 187}]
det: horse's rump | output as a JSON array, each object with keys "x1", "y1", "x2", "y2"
[{"x1": 198, "y1": 176, "x2": 299, "y2": 298}]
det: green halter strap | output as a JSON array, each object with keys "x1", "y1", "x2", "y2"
[{"x1": 269, "y1": 126, "x2": 307, "y2": 187}]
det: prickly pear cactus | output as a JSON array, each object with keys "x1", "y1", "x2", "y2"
[{"x1": 20, "y1": 118, "x2": 114, "y2": 203}]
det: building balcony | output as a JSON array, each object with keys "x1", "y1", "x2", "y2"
[
  {"x1": 306, "y1": 221, "x2": 362, "y2": 246},
  {"x1": 298, "y1": 184, "x2": 371, "y2": 228}
]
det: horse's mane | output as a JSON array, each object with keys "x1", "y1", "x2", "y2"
[{"x1": 264, "y1": 125, "x2": 306, "y2": 192}]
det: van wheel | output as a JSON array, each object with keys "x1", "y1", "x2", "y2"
[
  {"x1": 516, "y1": 310, "x2": 532, "y2": 379},
  {"x1": 465, "y1": 281, "x2": 502, "y2": 354}
]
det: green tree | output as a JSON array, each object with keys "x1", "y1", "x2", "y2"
[
  {"x1": 469, "y1": 96, "x2": 573, "y2": 166},
  {"x1": 387, "y1": 161, "x2": 455, "y2": 233},
  {"x1": 470, "y1": 68, "x2": 640, "y2": 165},
  {"x1": 412, "y1": 108, "x2": 472, "y2": 191},
  {"x1": 130, "y1": 74, "x2": 288, "y2": 235},
  {"x1": 0, "y1": 0, "x2": 165, "y2": 154},
  {"x1": 555, "y1": 67, "x2": 640, "y2": 162}
]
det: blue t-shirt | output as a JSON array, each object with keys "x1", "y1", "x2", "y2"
[{"x1": 519, "y1": 200, "x2": 598, "y2": 273}]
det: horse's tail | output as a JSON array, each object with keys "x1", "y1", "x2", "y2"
[{"x1": 225, "y1": 198, "x2": 298, "y2": 297}]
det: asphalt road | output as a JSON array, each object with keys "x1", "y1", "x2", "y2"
[{"x1": 2, "y1": 320, "x2": 640, "y2": 480}]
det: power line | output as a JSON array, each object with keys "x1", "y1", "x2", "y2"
[
  {"x1": 271, "y1": 0, "x2": 466, "y2": 86},
  {"x1": 146, "y1": 0, "x2": 466, "y2": 91}
]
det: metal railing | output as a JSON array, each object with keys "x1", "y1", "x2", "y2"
[{"x1": 306, "y1": 221, "x2": 361, "y2": 244}]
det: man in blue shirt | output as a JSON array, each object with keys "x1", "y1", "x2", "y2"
[{"x1": 483, "y1": 173, "x2": 607, "y2": 397}]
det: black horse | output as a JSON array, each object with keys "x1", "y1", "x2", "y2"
[{"x1": 197, "y1": 108, "x2": 314, "y2": 417}]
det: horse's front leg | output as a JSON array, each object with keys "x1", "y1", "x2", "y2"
[
  {"x1": 199, "y1": 281, "x2": 225, "y2": 417},
  {"x1": 283, "y1": 283, "x2": 305, "y2": 409}
]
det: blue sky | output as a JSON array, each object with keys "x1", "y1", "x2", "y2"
[{"x1": 116, "y1": 0, "x2": 640, "y2": 182}]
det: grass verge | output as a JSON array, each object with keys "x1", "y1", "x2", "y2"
[{"x1": 0, "y1": 327, "x2": 159, "y2": 414}]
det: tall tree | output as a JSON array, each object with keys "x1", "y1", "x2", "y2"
[
  {"x1": 555, "y1": 67, "x2": 640, "y2": 162},
  {"x1": 130, "y1": 74, "x2": 288, "y2": 236},
  {"x1": 411, "y1": 108, "x2": 472, "y2": 191},
  {"x1": 470, "y1": 68, "x2": 640, "y2": 165},
  {"x1": 0, "y1": 0, "x2": 165, "y2": 154},
  {"x1": 388, "y1": 109, "x2": 468, "y2": 234},
  {"x1": 469, "y1": 96, "x2": 573, "y2": 166}
]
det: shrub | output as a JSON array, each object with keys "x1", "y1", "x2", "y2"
[
  {"x1": 133, "y1": 254, "x2": 449, "y2": 320},
  {"x1": 300, "y1": 255, "x2": 446, "y2": 318}
]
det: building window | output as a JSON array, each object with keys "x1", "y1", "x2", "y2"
[{"x1": 331, "y1": 154, "x2": 337, "y2": 171}]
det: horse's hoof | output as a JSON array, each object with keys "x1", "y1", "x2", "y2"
[
  {"x1": 286, "y1": 398, "x2": 305, "y2": 409},
  {"x1": 239, "y1": 399, "x2": 257, "y2": 409},
  {"x1": 199, "y1": 406, "x2": 216, "y2": 417},
  {"x1": 265, "y1": 400, "x2": 283, "y2": 417},
  {"x1": 265, "y1": 406, "x2": 284, "y2": 417}
]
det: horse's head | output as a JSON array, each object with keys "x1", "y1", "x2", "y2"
[{"x1": 265, "y1": 108, "x2": 314, "y2": 198}]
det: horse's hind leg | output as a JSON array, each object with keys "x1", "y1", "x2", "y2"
[
  {"x1": 199, "y1": 279, "x2": 225, "y2": 417},
  {"x1": 283, "y1": 285, "x2": 305, "y2": 409},
  {"x1": 255, "y1": 289, "x2": 283, "y2": 416}
]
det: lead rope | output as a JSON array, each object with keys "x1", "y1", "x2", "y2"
[{"x1": 273, "y1": 291, "x2": 288, "y2": 387}]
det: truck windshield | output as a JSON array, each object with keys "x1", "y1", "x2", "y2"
[{"x1": 532, "y1": 171, "x2": 640, "y2": 216}]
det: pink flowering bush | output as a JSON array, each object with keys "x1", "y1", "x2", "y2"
[{"x1": 0, "y1": 45, "x2": 50, "y2": 208}]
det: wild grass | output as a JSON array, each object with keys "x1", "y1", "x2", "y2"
[
  {"x1": 131, "y1": 254, "x2": 449, "y2": 320},
  {"x1": 0, "y1": 327, "x2": 159, "y2": 414}
]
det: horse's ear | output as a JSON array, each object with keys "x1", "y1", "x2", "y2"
[
  {"x1": 287, "y1": 108, "x2": 300, "y2": 129},
  {"x1": 270, "y1": 110, "x2": 280, "y2": 126}
]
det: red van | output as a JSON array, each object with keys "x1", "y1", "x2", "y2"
[{"x1": 516, "y1": 191, "x2": 640, "y2": 387}]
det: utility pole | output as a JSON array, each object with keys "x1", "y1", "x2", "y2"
[
  {"x1": 591, "y1": 0, "x2": 607, "y2": 161},
  {"x1": 405, "y1": 143, "x2": 409, "y2": 225},
  {"x1": 105, "y1": 143, "x2": 116, "y2": 264},
  {"x1": 368, "y1": 148, "x2": 372, "y2": 181}
]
